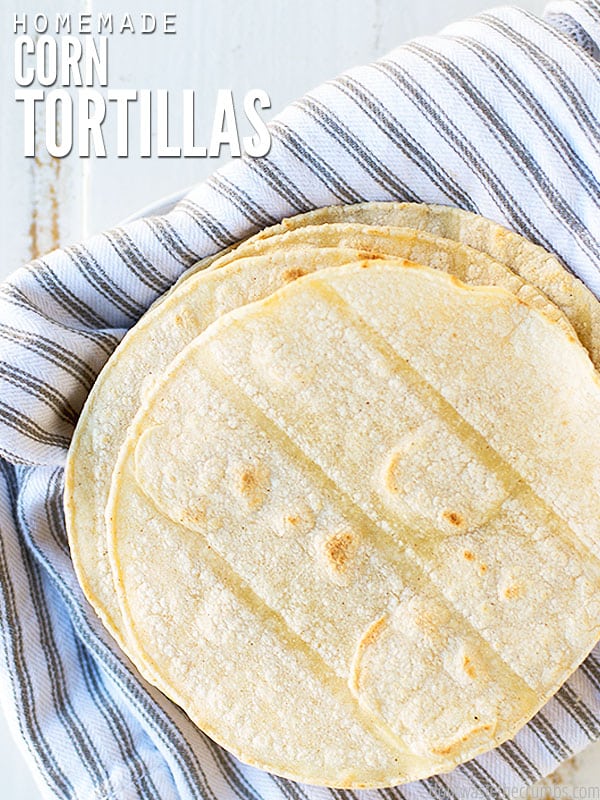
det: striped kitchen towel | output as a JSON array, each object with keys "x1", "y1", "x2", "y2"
[{"x1": 1, "y1": 2, "x2": 600, "y2": 798}]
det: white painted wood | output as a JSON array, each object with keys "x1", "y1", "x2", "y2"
[
  {"x1": 1, "y1": 0, "x2": 88, "y2": 278},
  {"x1": 3, "y1": 2, "x2": 599, "y2": 798},
  {"x1": 2, "y1": 0, "x2": 548, "y2": 280}
]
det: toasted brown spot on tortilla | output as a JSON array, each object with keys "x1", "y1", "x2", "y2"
[
  {"x1": 362, "y1": 614, "x2": 387, "y2": 647},
  {"x1": 174, "y1": 310, "x2": 195, "y2": 330},
  {"x1": 325, "y1": 530, "x2": 356, "y2": 572},
  {"x1": 383, "y1": 449, "x2": 402, "y2": 493},
  {"x1": 282, "y1": 267, "x2": 308, "y2": 283},
  {"x1": 432, "y1": 723, "x2": 494, "y2": 755},
  {"x1": 280, "y1": 503, "x2": 315, "y2": 536},
  {"x1": 181, "y1": 499, "x2": 207, "y2": 525},
  {"x1": 463, "y1": 550, "x2": 475, "y2": 561},
  {"x1": 503, "y1": 584, "x2": 522, "y2": 600},
  {"x1": 443, "y1": 510, "x2": 463, "y2": 527},
  {"x1": 240, "y1": 470, "x2": 256, "y2": 491},
  {"x1": 238, "y1": 464, "x2": 270, "y2": 509},
  {"x1": 463, "y1": 655, "x2": 476, "y2": 679}
]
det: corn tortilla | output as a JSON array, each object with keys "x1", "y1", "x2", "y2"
[{"x1": 108, "y1": 261, "x2": 600, "y2": 786}]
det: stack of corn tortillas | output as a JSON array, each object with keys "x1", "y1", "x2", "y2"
[{"x1": 64, "y1": 202, "x2": 600, "y2": 789}]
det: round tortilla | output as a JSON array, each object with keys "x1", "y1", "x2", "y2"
[
  {"x1": 64, "y1": 203, "x2": 600, "y2": 653},
  {"x1": 108, "y1": 260, "x2": 600, "y2": 787}
]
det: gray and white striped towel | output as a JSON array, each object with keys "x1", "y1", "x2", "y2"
[{"x1": 1, "y1": 2, "x2": 600, "y2": 798}]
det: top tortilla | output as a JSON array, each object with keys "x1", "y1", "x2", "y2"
[{"x1": 108, "y1": 260, "x2": 600, "y2": 787}]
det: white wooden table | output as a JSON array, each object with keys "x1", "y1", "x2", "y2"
[{"x1": 2, "y1": 1, "x2": 600, "y2": 797}]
